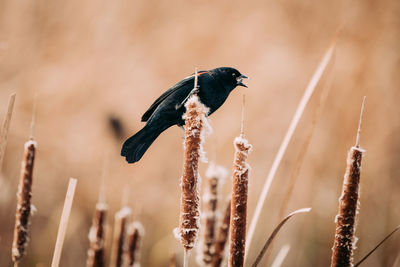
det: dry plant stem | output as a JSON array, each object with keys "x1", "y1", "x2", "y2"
[
  {"x1": 245, "y1": 40, "x2": 337, "y2": 260},
  {"x1": 330, "y1": 147, "x2": 363, "y2": 267},
  {"x1": 126, "y1": 221, "x2": 144, "y2": 267},
  {"x1": 0, "y1": 93, "x2": 16, "y2": 172},
  {"x1": 354, "y1": 225, "x2": 400, "y2": 267},
  {"x1": 183, "y1": 250, "x2": 190, "y2": 267},
  {"x1": 278, "y1": 71, "x2": 333, "y2": 220},
  {"x1": 211, "y1": 199, "x2": 231, "y2": 267},
  {"x1": 110, "y1": 207, "x2": 131, "y2": 267},
  {"x1": 11, "y1": 140, "x2": 36, "y2": 263},
  {"x1": 87, "y1": 203, "x2": 108, "y2": 267},
  {"x1": 179, "y1": 93, "x2": 209, "y2": 252},
  {"x1": 251, "y1": 208, "x2": 311, "y2": 267},
  {"x1": 270, "y1": 245, "x2": 290, "y2": 267},
  {"x1": 51, "y1": 178, "x2": 78, "y2": 267},
  {"x1": 229, "y1": 136, "x2": 252, "y2": 267},
  {"x1": 169, "y1": 252, "x2": 177, "y2": 267}
]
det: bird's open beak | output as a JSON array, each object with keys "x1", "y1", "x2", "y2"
[{"x1": 237, "y1": 74, "x2": 249, "y2": 88}]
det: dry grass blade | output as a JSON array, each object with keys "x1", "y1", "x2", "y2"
[
  {"x1": 270, "y1": 245, "x2": 290, "y2": 267},
  {"x1": 86, "y1": 203, "x2": 108, "y2": 267},
  {"x1": 251, "y1": 208, "x2": 311, "y2": 267},
  {"x1": 245, "y1": 39, "x2": 337, "y2": 259},
  {"x1": 211, "y1": 199, "x2": 231, "y2": 267},
  {"x1": 51, "y1": 178, "x2": 78, "y2": 267},
  {"x1": 229, "y1": 135, "x2": 252, "y2": 267},
  {"x1": 278, "y1": 70, "x2": 333, "y2": 220},
  {"x1": 11, "y1": 139, "x2": 36, "y2": 264},
  {"x1": 0, "y1": 93, "x2": 16, "y2": 172},
  {"x1": 354, "y1": 225, "x2": 400, "y2": 267}
]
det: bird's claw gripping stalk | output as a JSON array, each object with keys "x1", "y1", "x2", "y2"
[{"x1": 175, "y1": 86, "x2": 200, "y2": 110}]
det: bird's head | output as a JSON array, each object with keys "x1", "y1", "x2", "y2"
[{"x1": 212, "y1": 67, "x2": 248, "y2": 91}]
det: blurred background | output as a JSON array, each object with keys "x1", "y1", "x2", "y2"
[{"x1": 0, "y1": 0, "x2": 399, "y2": 266}]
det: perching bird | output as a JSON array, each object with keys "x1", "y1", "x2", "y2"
[{"x1": 121, "y1": 67, "x2": 248, "y2": 163}]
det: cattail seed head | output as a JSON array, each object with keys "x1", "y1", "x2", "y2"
[
  {"x1": 229, "y1": 136, "x2": 252, "y2": 267},
  {"x1": 197, "y1": 163, "x2": 228, "y2": 265},
  {"x1": 87, "y1": 203, "x2": 108, "y2": 267},
  {"x1": 126, "y1": 221, "x2": 145, "y2": 267},
  {"x1": 110, "y1": 207, "x2": 131, "y2": 267},
  {"x1": 178, "y1": 94, "x2": 210, "y2": 251},
  {"x1": 211, "y1": 199, "x2": 231, "y2": 267},
  {"x1": 331, "y1": 146, "x2": 364, "y2": 267},
  {"x1": 12, "y1": 139, "x2": 37, "y2": 263}
]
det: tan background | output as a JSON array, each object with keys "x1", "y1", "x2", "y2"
[{"x1": 0, "y1": 0, "x2": 399, "y2": 266}]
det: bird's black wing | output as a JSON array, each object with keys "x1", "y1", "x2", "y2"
[{"x1": 141, "y1": 71, "x2": 208, "y2": 122}]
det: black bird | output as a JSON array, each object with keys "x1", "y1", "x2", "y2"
[{"x1": 121, "y1": 67, "x2": 248, "y2": 163}]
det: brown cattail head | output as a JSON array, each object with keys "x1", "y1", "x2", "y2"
[
  {"x1": 330, "y1": 146, "x2": 364, "y2": 267},
  {"x1": 126, "y1": 221, "x2": 145, "y2": 267},
  {"x1": 197, "y1": 163, "x2": 228, "y2": 265},
  {"x1": 110, "y1": 207, "x2": 131, "y2": 267},
  {"x1": 178, "y1": 94, "x2": 210, "y2": 251},
  {"x1": 211, "y1": 198, "x2": 231, "y2": 267},
  {"x1": 87, "y1": 203, "x2": 108, "y2": 267},
  {"x1": 229, "y1": 136, "x2": 252, "y2": 267},
  {"x1": 331, "y1": 97, "x2": 366, "y2": 267},
  {"x1": 12, "y1": 139, "x2": 37, "y2": 263}
]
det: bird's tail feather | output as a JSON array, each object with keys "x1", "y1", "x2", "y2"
[{"x1": 121, "y1": 123, "x2": 167, "y2": 163}]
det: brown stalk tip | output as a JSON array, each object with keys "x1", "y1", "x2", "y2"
[
  {"x1": 12, "y1": 140, "x2": 37, "y2": 263},
  {"x1": 110, "y1": 207, "x2": 132, "y2": 267},
  {"x1": 87, "y1": 203, "x2": 108, "y2": 267},
  {"x1": 126, "y1": 221, "x2": 145, "y2": 267},
  {"x1": 330, "y1": 146, "x2": 364, "y2": 267},
  {"x1": 229, "y1": 136, "x2": 252, "y2": 267},
  {"x1": 211, "y1": 199, "x2": 231, "y2": 267},
  {"x1": 179, "y1": 94, "x2": 210, "y2": 251}
]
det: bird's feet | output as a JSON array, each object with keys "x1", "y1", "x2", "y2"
[{"x1": 175, "y1": 86, "x2": 200, "y2": 110}]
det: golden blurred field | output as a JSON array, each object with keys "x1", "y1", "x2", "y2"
[{"x1": 0, "y1": 0, "x2": 399, "y2": 266}]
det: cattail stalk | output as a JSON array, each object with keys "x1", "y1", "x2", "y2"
[
  {"x1": 330, "y1": 97, "x2": 366, "y2": 267},
  {"x1": 211, "y1": 199, "x2": 231, "y2": 267},
  {"x1": 12, "y1": 96, "x2": 36, "y2": 265},
  {"x1": 229, "y1": 134, "x2": 252, "y2": 267},
  {"x1": 110, "y1": 206, "x2": 131, "y2": 267},
  {"x1": 11, "y1": 139, "x2": 36, "y2": 264},
  {"x1": 178, "y1": 68, "x2": 210, "y2": 265},
  {"x1": 87, "y1": 203, "x2": 108, "y2": 267},
  {"x1": 126, "y1": 221, "x2": 144, "y2": 267},
  {"x1": 87, "y1": 159, "x2": 108, "y2": 267},
  {"x1": 51, "y1": 178, "x2": 78, "y2": 267},
  {"x1": 197, "y1": 163, "x2": 227, "y2": 265},
  {"x1": 0, "y1": 93, "x2": 16, "y2": 172}
]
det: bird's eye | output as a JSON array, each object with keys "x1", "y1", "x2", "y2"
[{"x1": 232, "y1": 73, "x2": 236, "y2": 77}]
